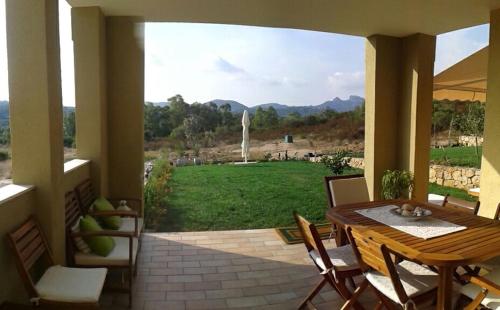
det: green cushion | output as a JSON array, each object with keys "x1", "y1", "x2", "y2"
[
  {"x1": 93, "y1": 197, "x2": 122, "y2": 230},
  {"x1": 79, "y1": 215, "x2": 115, "y2": 256}
]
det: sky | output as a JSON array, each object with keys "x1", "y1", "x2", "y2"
[{"x1": 0, "y1": 0, "x2": 491, "y2": 107}]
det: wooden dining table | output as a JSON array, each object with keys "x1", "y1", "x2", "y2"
[{"x1": 326, "y1": 199, "x2": 500, "y2": 310}]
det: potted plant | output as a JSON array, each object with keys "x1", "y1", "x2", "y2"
[{"x1": 381, "y1": 170, "x2": 414, "y2": 199}]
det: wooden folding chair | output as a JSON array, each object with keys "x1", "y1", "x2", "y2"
[
  {"x1": 441, "y1": 194, "x2": 480, "y2": 215},
  {"x1": 7, "y1": 216, "x2": 107, "y2": 309},
  {"x1": 457, "y1": 269, "x2": 500, "y2": 310},
  {"x1": 343, "y1": 227, "x2": 438, "y2": 310},
  {"x1": 293, "y1": 212, "x2": 362, "y2": 309},
  {"x1": 324, "y1": 174, "x2": 369, "y2": 246}
]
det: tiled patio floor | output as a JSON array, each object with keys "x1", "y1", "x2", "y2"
[{"x1": 104, "y1": 229, "x2": 434, "y2": 310}]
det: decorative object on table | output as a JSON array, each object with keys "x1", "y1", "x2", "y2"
[
  {"x1": 241, "y1": 110, "x2": 250, "y2": 163},
  {"x1": 355, "y1": 205, "x2": 465, "y2": 239},
  {"x1": 390, "y1": 203, "x2": 432, "y2": 221},
  {"x1": 381, "y1": 169, "x2": 414, "y2": 199},
  {"x1": 275, "y1": 222, "x2": 332, "y2": 244},
  {"x1": 321, "y1": 150, "x2": 351, "y2": 175}
]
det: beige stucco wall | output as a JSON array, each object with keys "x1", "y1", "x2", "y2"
[
  {"x1": 72, "y1": 7, "x2": 109, "y2": 197},
  {"x1": 479, "y1": 9, "x2": 500, "y2": 218},
  {"x1": 6, "y1": 0, "x2": 65, "y2": 263},
  {"x1": 106, "y1": 17, "x2": 145, "y2": 212},
  {"x1": 364, "y1": 34, "x2": 435, "y2": 200},
  {"x1": 364, "y1": 35, "x2": 401, "y2": 200},
  {"x1": 63, "y1": 160, "x2": 91, "y2": 194},
  {"x1": 0, "y1": 189, "x2": 36, "y2": 304},
  {"x1": 398, "y1": 34, "x2": 435, "y2": 201}
]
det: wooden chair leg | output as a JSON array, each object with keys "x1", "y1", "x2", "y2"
[
  {"x1": 340, "y1": 278, "x2": 369, "y2": 310},
  {"x1": 297, "y1": 278, "x2": 327, "y2": 309},
  {"x1": 333, "y1": 277, "x2": 365, "y2": 310},
  {"x1": 348, "y1": 277, "x2": 356, "y2": 290},
  {"x1": 371, "y1": 286, "x2": 396, "y2": 310},
  {"x1": 128, "y1": 266, "x2": 133, "y2": 308},
  {"x1": 463, "y1": 291, "x2": 488, "y2": 310}
]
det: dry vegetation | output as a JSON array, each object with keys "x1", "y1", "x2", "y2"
[{"x1": 145, "y1": 116, "x2": 365, "y2": 163}]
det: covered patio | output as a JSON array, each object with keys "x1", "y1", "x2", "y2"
[
  {"x1": 104, "y1": 230, "x2": 378, "y2": 309},
  {"x1": 2, "y1": 0, "x2": 500, "y2": 309}
]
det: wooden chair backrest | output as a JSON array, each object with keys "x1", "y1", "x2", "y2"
[
  {"x1": 442, "y1": 194, "x2": 479, "y2": 215},
  {"x1": 65, "y1": 191, "x2": 83, "y2": 265},
  {"x1": 75, "y1": 179, "x2": 96, "y2": 214},
  {"x1": 495, "y1": 203, "x2": 500, "y2": 221},
  {"x1": 293, "y1": 212, "x2": 333, "y2": 270},
  {"x1": 346, "y1": 227, "x2": 410, "y2": 303},
  {"x1": 324, "y1": 174, "x2": 366, "y2": 208},
  {"x1": 6, "y1": 216, "x2": 54, "y2": 299}
]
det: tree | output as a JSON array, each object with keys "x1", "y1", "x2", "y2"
[
  {"x1": 252, "y1": 107, "x2": 266, "y2": 129},
  {"x1": 63, "y1": 111, "x2": 76, "y2": 147},
  {"x1": 454, "y1": 102, "x2": 485, "y2": 165},
  {"x1": 63, "y1": 111, "x2": 76, "y2": 138},
  {"x1": 168, "y1": 95, "x2": 189, "y2": 129},
  {"x1": 264, "y1": 107, "x2": 279, "y2": 128}
]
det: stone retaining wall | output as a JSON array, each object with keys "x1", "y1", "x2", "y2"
[
  {"x1": 345, "y1": 157, "x2": 480, "y2": 190},
  {"x1": 429, "y1": 164, "x2": 480, "y2": 190},
  {"x1": 458, "y1": 135, "x2": 483, "y2": 147}
]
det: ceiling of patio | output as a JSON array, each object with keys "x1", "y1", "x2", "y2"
[{"x1": 66, "y1": 0, "x2": 500, "y2": 37}]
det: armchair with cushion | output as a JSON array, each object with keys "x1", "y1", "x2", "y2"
[
  {"x1": 65, "y1": 191, "x2": 138, "y2": 307},
  {"x1": 75, "y1": 179, "x2": 144, "y2": 239}
]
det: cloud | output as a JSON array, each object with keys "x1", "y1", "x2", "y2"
[
  {"x1": 326, "y1": 71, "x2": 365, "y2": 98},
  {"x1": 435, "y1": 25, "x2": 489, "y2": 74},
  {"x1": 261, "y1": 76, "x2": 308, "y2": 88},
  {"x1": 214, "y1": 57, "x2": 246, "y2": 74}
]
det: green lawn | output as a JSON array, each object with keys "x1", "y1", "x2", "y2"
[
  {"x1": 157, "y1": 160, "x2": 476, "y2": 232},
  {"x1": 430, "y1": 146, "x2": 482, "y2": 168},
  {"x1": 159, "y1": 161, "x2": 361, "y2": 231},
  {"x1": 428, "y1": 183, "x2": 477, "y2": 202}
]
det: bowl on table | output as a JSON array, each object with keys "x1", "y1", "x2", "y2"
[{"x1": 390, "y1": 203, "x2": 432, "y2": 221}]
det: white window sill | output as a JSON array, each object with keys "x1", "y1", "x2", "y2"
[
  {"x1": 64, "y1": 159, "x2": 90, "y2": 174},
  {"x1": 0, "y1": 184, "x2": 35, "y2": 205}
]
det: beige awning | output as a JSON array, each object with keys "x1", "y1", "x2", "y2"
[{"x1": 433, "y1": 46, "x2": 488, "y2": 102}]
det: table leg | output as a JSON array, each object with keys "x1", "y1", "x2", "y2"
[
  {"x1": 336, "y1": 225, "x2": 348, "y2": 247},
  {"x1": 437, "y1": 266, "x2": 453, "y2": 310}
]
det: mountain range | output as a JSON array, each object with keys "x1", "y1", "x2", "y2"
[
  {"x1": 205, "y1": 95, "x2": 364, "y2": 116},
  {"x1": 0, "y1": 101, "x2": 74, "y2": 127},
  {"x1": 0, "y1": 95, "x2": 364, "y2": 127}
]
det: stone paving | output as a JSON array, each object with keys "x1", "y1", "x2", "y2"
[{"x1": 103, "y1": 229, "x2": 425, "y2": 309}]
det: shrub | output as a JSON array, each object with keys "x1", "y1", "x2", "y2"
[
  {"x1": 263, "y1": 152, "x2": 272, "y2": 162},
  {"x1": 0, "y1": 150, "x2": 9, "y2": 161},
  {"x1": 321, "y1": 150, "x2": 350, "y2": 175},
  {"x1": 144, "y1": 155, "x2": 172, "y2": 230},
  {"x1": 381, "y1": 170, "x2": 414, "y2": 199}
]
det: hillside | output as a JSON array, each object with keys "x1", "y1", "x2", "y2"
[
  {"x1": 206, "y1": 95, "x2": 364, "y2": 116},
  {"x1": 0, "y1": 101, "x2": 75, "y2": 127}
]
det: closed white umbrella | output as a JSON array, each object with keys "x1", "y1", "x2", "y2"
[{"x1": 241, "y1": 110, "x2": 250, "y2": 163}]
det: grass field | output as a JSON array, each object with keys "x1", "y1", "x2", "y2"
[
  {"x1": 430, "y1": 146, "x2": 482, "y2": 168},
  {"x1": 428, "y1": 183, "x2": 476, "y2": 202},
  {"x1": 159, "y1": 161, "x2": 361, "y2": 231},
  {"x1": 157, "y1": 161, "x2": 476, "y2": 232}
]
